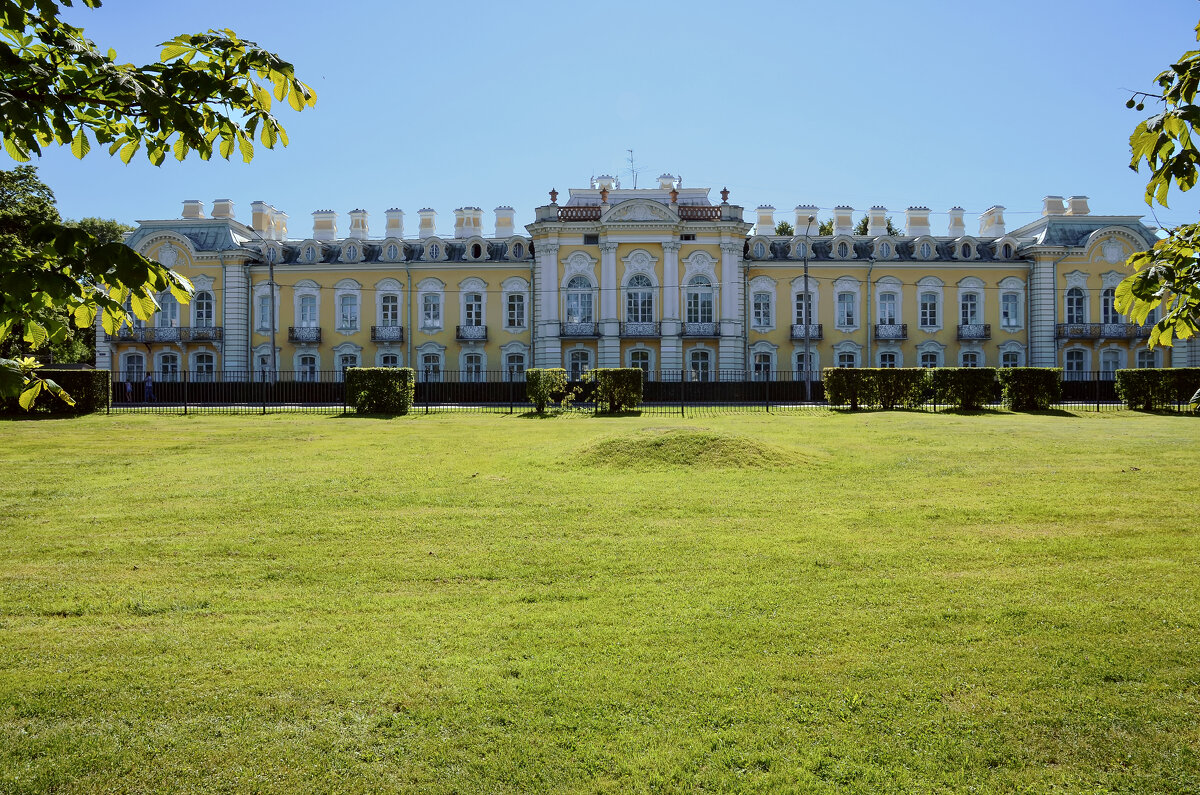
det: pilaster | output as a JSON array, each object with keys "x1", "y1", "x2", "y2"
[
  {"x1": 719, "y1": 241, "x2": 745, "y2": 371},
  {"x1": 1028, "y1": 256, "x2": 1056, "y2": 368},
  {"x1": 223, "y1": 262, "x2": 250, "y2": 373},
  {"x1": 534, "y1": 242, "x2": 560, "y2": 367}
]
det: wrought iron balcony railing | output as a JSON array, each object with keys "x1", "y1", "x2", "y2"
[
  {"x1": 371, "y1": 325, "x2": 405, "y2": 343},
  {"x1": 789, "y1": 323, "x2": 823, "y2": 341},
  {"x1": 456, "y1": 324, "x2": 487, "y2": 341},
  {"x1": 560, "y1": 322, "x2": 599, "y2": 337},
  {"x1": 288, "y1": 326, "x2": 322, "y2": 343},
  {"x1": 682, "y1": 322, "x2": 719, "y2": 337},
  {"x1": 112, "y1": 326, "x2": 224, "y2": 343},
  {"x1": 957, "y1": 323, "x2": 991, "y2": 340},
  {"x1": 620, "y1": 321, "x2": 660, "y2": 337},
  {"x1": 185, "y1": 326, "x2": 223, "y2": 342},
  {"x1": 1056, "y1": 322, "x2": 1152, "y2": 339},
  {"x1": 874, "y1": 323, "x2": 907, "y2": 340}
]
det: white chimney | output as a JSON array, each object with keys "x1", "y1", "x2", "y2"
[
  {"x1": 348, "y1": 209, "x2": 369, "y2": 240},
  {"x1": 272, "y1": 210, "x2": 288, "y2": 241},
  {"x1": 979, "y1": 205, "x2": 1006, "y2": 236},
  {"x1": 657, "y1": 173, "x2": 677, "y2": 189},
  {"x1": 182, "y1": 199, "x2": 205, "y2": 219},
  {"x1": 494, "y1": 206, "x2": 515, "y2": 238},
  {"x1": 311, "y1": 210, "x2": 337, "y2": 241},
  {"x1": 755, "y1": 205, "x2": 775, "y2": 236},
  {"x1": 418, "y1": 209, "x2": 437, "y2": 239},
  {"x1": 794, "y1": 205, "x2": 819, "y2": 234},
  {"x1": 1065, "y1": 196, "x2": 1090, "y2": 216},
  {"x1": 211, "y1": 199, "x2": 234, "y2": 220},
  {"x1": 594, "y1": 174, "x2": 616, "y2": 190},
  {"x1": 1043, "y1": 196, "x2": 1065, "y2": 216},
  {"x1": 385, "y1": 208, "x2": 404, "y2": 238},
  {"x1": 867, "y1": 206, "x2": 887, "y2": 236},
  {"x1": 948, "y1": 207, "x2": 966, "y2": 237},
  {"x1": 467, "y1": 207, "x2": 484, "y2": 236},
  {"x1": 834, "y1": 206, "x2": 854, "y2": 236},
  {"x1": 905, "y1": 207, "x2": 931, "y2": 237}
]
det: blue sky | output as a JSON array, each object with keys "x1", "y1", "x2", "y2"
[{"x1": 30, "y1": 0, "x2": 1200, "y2": 236}]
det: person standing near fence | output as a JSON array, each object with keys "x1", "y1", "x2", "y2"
[
  {"x1": 124, "y1": 379, "x2": 132, "y2": 403},
  {"x1": 144, "y1": 373, "x2": 155, "y2": 403}
]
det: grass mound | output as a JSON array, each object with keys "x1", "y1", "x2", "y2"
[{"x1": 575, "y1": 427, "x2": 804, "y2": 469}]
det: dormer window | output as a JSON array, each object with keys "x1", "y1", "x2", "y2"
[
  {"x1": 752, "y1": 241, "x2": 766, "y2": 259},
  {"x1": 879, "y1": 242, "x2": 891, "y2": 258},
  {"x1": 386, "y1": 243, "x2": 399, "y2": 261},
  {"x1": 1002, "y1": 243, "x2": 1013, "y2": 259},
  {"x1": 793, "y1": 241, "x2": 808, "y2": 259},
  {"x1": 266, "y1": 246, "x2": 277, "y2": 263},
  {"x1": 429, "y1": 243, "x2": 440, "y2": 259},
  {"x1": 303, "y1": 245, "x2": 316, "y2": 263},
  {"x1": 512, "y1": 242, "x2": 523, "y2": 259},
  {"x1": 345, "y1": 244, "x2": 358, "y2": 261},
  {"x1": 471, "y1": 243, "x2": 482, "y2": 259},
  {"x1": 837, "y1": 241, "x2": 849, "y2": 258},
  {"x1": 919, "y1": 242, "x2": 932, "y2": 259},
  {"x1": 960, "y1": 243, "x2": 971, "y2": 258}
]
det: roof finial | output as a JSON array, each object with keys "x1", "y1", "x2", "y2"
[{"x1": 549, "y1": 188, "x2": 558, "y2": 204}]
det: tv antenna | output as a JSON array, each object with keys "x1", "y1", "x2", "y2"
[{"x1": 626, "y1": 148, "x2": 638, "y2": 189}]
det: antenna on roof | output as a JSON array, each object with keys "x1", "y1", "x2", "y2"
[{"x1": 627, "y1": 148, "x2": 638, "y2": 189}]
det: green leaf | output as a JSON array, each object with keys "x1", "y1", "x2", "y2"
[
  {"x1": 70, "y1": 128, "x2": 90, "y2": 159},
  {"x1": 130, "y1": 291, "x2": 159, "y2": 320},
  {"x1": 3, "y1": 135, "x2": 30, "y2": 162},
  {"x1": 238, "y1": 133, "x2": 253, "y2": 163},
  {"x1": 18, "y1": 380, "x2": 42, "y2": 411},
  {"x1": 173, "y1": 136, "x2": 188, "y2": 161},
  {"x1": 24, "y1": 320, "x2": 49, "y2": 347},
  {"x1": 161, "y1": 43, "x2": 189, "y2": 60},
  {"x1": 119, "y1": 141, "x2": 139, "y2": 164},
  {"x1": 41, "y1": 378, "x2": 75, "y2": 407},
  {"x1": 73, "y1": 303, "x2": 97, "y2": 328}
]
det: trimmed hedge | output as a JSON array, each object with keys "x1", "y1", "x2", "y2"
[
  {"x1": 1115, "y1": 368, "x2": 1200, "y2": 410},
  {"x1": 590, "y1": 368, "x2": 643, "y2": 413},
  {"x1": 929, "y1": 368, "x2": 998, "y2": 410},
  {"x1": 526, "y1": 368, "x2": 568, "y2": 414},
  {"x1": 821, "y1": 368, "x2": 927, "y2": 410},
  {"x1": 345, "y1": 367, "x2": 415, "y2": 414},
  {"x1": 997, "y1": 367, "x2": 1062, "y2": 411},
  {"x1": 2, "y1": 369, "x2": 110, "y2": 415}
]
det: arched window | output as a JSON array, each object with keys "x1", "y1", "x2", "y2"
[
  {"x1": 338, "y1": 353, "x2": 358, "y2": 371},
  {"x1": 919, "y1": 292, "x2": 938, "y2": 328},
  {"x1": 879, "y1": 351, "x2": 897, "y2": 368},
  {"x1": 338, "y1": 294, "x2": 358, "y2": 329},
  {"x1": 795, "y1": 350, "x2": 814, "y2": 374},
  {"x1": 753, "y1": 352, "x2": 772, "y2": 380},
  {"x1": 512, "y1": 242, "x2": 523, "y2": 259},
  {"x1": 630, "y1": 350, "x2": 650, "y2": 373},
  {"x1": 565, "y1": 276, "x2": 594, "y2": 323},
  {"x1": 626, "y1": 274, "x2": 654, "y2": 323},
  {"x1": 159, "y1": 352, "x2": 179, "y2": 380},
  {"x1": 299, "y1": 295, "x2": 318, "y2": 327},
  {"x1": 837, "y1": 241, "x2": 849, "y2": 258},
  {"x1": 689, "y1": 349, "x2": 711, "y2": 381},
  {"x1": 381, "y1": 354, "x2": 399, "y2": 368},
  {"x1": 385, "y1": 243, "x2": 399, "y2": 261},
  {"x1": 1101, "y1": 287, "x2": 1118, "y2": 324},
  {"x1": 752, "y1": 241, "x2": 766, "y2": 259},
  {"x1": 568, "y1": 349, "x2": 591, "y2": 380},
  {"x1": 428, "y1": 243, "x2": 440, "y2": 260},
  {"x1": 471, "y1": 243, "x2": 483, "y2": 259},
  {"x1": 158, "y1": 293, "x2": 179, "y2": 327},
  {"x1": 1065, "y1": 287, "x2": 1086, "y2": 324},
  {"x1": 685, "y1": 276, "x2": 714, "y2": 324},
  {"x1": 960, "y1": 243, "x2": 971, "y2": 258},
  {"x1": 194, "y1": 352, "x2": 215, "y2": 380},
  {"x1": 1002, "y1": 243, "x2": 1013, "y2": 259},
  {"x1": 1100, "y1": 349, "x2": 1121, "y2": 375},
  {"x1": 920, "y1": 351, "x2": 939, "y2": 368},
  {"x1": 960, "y1": 293, "x2": 979, "y2": 325},
  {"x1": 121, "y1": 353, "x2": 144, "y2": 381},
  {"x1": 1137, "y1": 349, "x2": 1159, "y2": 368},
  {"x1": 464, "y1": 352, "x2": 483, "y2": 381},
  {"x1": 1065, "y1": 349, "x2": 1085, "y2": 373},
  {"x1": 961, "y1": 351, "x2": 980, "y2": 367},
  {"x1": 878, "y1": 242, "x2": 891, "y2": 258},
  {"x1": 298, "y1": 354, "x2": 317, "y2": 382},
  {"x1": 919, "y1": 242, "x2": 932, "y2": 259},
  {"x1": 303, "y1": 245, "x2": 316, "y2": 263},
  {"x1": 381, "y1": 294, "x2": 399, "y2": 326},
  {"x1": 194, "y1": 291, "x2": 213, "y2": 327},
  {"x1": 505, "y1": 352, "x2": 526, "y2": 379},
  {"x1": 420, "y1": 352, "x2": 442, "y2": 382},
  {"x1": 463, "y1": 292, "x2": 483, "y2": 327},
  {"x1": 1002, "y1": 351, "x2": 1019, "y2": 368},
  {"x1": 837, "y1": 351, "x2": 857, "y2": 368},
  {"x1": 345, "y1": 244, "x2": 358, "y2": 262}
]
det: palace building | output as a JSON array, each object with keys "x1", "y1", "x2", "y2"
[{"x1": 102, "y1": 174, "x2": 1195, "y2": 383}]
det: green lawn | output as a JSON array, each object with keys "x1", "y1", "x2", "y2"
[{"x1": 1, "y1": 410, "x2": 1198, "y2": 793}]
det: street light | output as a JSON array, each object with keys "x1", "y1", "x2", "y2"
[{"x1": 803, "y1": 215, "x2": 814, "y2": 403}]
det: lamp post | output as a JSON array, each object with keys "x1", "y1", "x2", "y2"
[
  {"x1": 803, "y1": 215, "x2": 814, "y2": 403},
  {"x1": 267, "y1": 248, "x2": 278, "y2": 382}
]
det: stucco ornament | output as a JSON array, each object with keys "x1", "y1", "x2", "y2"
[
  {"x1": 1102, "y1": 240, "x2": 1124, "y2": 264},
  {"x1": 157, "y1": 243, "x2": 179, "y2": 268}
]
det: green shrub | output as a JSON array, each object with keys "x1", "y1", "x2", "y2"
[
  {"x1": 2, "y1": 369, "x2": 110, "y2": 415},
  {"x1": 590, "y1": 368, "x2": 643, "y2": 413},
  {"x1": 930, "y1": 368, "x2": 998, "y2": 410},
  {"x1": 1116, "y1": 368, "x2": 1200, "y2": 410},
  {"x1": 822, "y1": 368, "x2": 876, "y2": 409},
  {"x1": 345, "y1": 367, "x2": 414, "y2": 415},
  {"x1": 526, "y1": 368, "x2": 568, "y2": 414},
  {"x1": 997, "y1": 367, "x2": 1062, "y2": 411},
  {"x1": 873, "y1": 368, "x2": 928, "y2": 409}
]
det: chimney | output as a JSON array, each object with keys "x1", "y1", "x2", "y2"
[
  {"x1": 867, "y1": 206, "x2": 888, "y2": 236},
  {"x1": 755, "y1": 205, "x2": 775, "y2": 235},
  {"x1": 182, "y1": 199, "x2": 206, "y2": 219},
  {"x1": 1043, "y1": 196, "x2": 1065, "y2": 216},
  {"x1": 467, "y1": 207, "x2": 484, "y2": 236},
  {"x1": 948, "y1": 207, "x2": 966, "y2": 237},
  {"x1": 272, "y1": 210, "x2": 288, "y2": 241},
  {"x1": 794, "y1": 205, "x2": 819, "y2": 234},
  {"x1": 905, "y1": 207, "x2": 931, "y2": 237},
  {"x1": 348, "y1": 209, "x2": 368, "y2": 240},
  {"x1": 834, "y1": 205, "x2": 854, "y2": 236},
  {"x1": 385, "y1": 208, "x2": 404, "y2": 238},
  {"x1": 494, "y1": 206, "x2": 515, "y2": 238},
  {"x1": 1065, "y1": 196, "x2": 1090, "y2": 216},
  {"x1": 594, "y1": 174, "x2": 616, "y2": 190},
  {"x1": 979, "y1": 205, "x2": 1006, "y2": 236},
  {"x1": 311, "y1": 210, "x2": 338, "y2": 241},
  {"x1": 657, "y1": 173, "x2": 677, "y2": 189},
  {"x1": 418, "y1": 209, "x2": 437, "y2": 239},
  {"x1": 251, "y1": 201, "x2": 272, "y2": 237},
  {"x1": 211, "y1": 199, "x2": 234, "y2": 220}
]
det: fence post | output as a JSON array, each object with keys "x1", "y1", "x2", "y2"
[
  {"x1": 508, "y1": 367, "x2": 514, "y2": 415},
  {"x1": 182, "y1": 369, "x2": 188, "y2": 416},
  {"x1": 424, "y1": 367, "x2": 430, "y2": 415},
  {"x1": 1095, "y1": 372, "x2": 1101, "y2": 413},
  {"x1": 261, "y1": 369, "x2": 267, "y2": 415},
  {"x1": 680, "y1": 368, "x2": 685, "y2": 418},
  {"x1": 765, "y1": 369, "x2": 770, "y2": 413}
]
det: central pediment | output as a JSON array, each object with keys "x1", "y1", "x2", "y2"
[{"x1": 600, "y1": 198, "x2": 679, "y2": 224}]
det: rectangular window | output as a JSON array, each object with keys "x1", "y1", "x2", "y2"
[
  {"x1": 258, "y1": 295, "x2": 271, "y2": 330},
  {"x1": 1137, "y1": 349, "x2": 1157, "y2": 368},
  {"x1": 339, "y1": 295, "x2": 358, "y2": 329},
  {"x1": 381, "y1": 354, "x2": 399, "y2": 368},
  {"x1": 752, "y1": 293, "x2": 771, "y2": 327},
  {"x1": 422, "y1": 294, "x2": 441, "y2": 326},
  {"x1": 464, "y1": 353, "x2": 483, "y2": 382},
  {"x1": 299, "y1": 355, "x2": 317, "y2": 382},
  {"x1": 960, "y1": 293, "x2": 978, "y2": 326},
  {"x1": 421, "y1": 353, "x2": 442, "y2": 381},
  {"x1": 464, "y1": 293, "x2": 483, "y2": 326},
  {"x1": 1001, "y1": 294, "x2": 1019, "y2": 328},
  {"x1": 689, "y1": 350, "x2": 711, "y2": 381},
  {"x1": 507, "y1": 294, "x2": 525, "y2": 328},
  {"x1": 299, "y1": 295, "x2": 318, "y2": 327},
  {"x1": 837, "y1": 352, "x2": 856, "y2": 368},
  {"x1": 920, "y1": 352, "x2": 938, "y2": 368},
  {"x1": 381, "y1": 295, "x2": 399, "y2": 326},
  {"x1": 961, "y1": 352, "x2": 980, "y2": 367},
  {"x1": 879, "y1": 352, "x2": 897, "y2": 368},
  {"x1": 878, "y1": 293, "x2": 897, "y2": 325},
  {"x1": 505, "y1": 353, "x2": 526, "y2": 379},
  {"x1": 919, "y1": 293, "x2": 938, "y2": 328},
  {"x1": 569, "y1": 350, "x2": 590, "y2": 380},
  {"x1": 583, "y1": 234, "x2": 599, "y2": 245},
  {"x1": 680, "y1": 233, "x2": 696, "y2": 241},
  {"x1": 630, "y1": 350, "x2": 650, "y2": 373},
  {"x1": 794, "y1": 293, "x2": 811, "y2": 325},
  {"x1": 753, "y1": 352, "x2": 772, "y2": 380},
  {"x1": 836, "y1": 293, "x2": 855, "y2": 327},
  {"x1": 1002, "y1": 351, "x2": 1019, "y2": 368}
]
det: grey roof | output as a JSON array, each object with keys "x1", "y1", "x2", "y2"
[
  {"x1": 125, "y1": 221, "x2": 253, "y2": 252},
  {"x1": 1009, "y1": 216, "x2": 1157, "y2": 249}
]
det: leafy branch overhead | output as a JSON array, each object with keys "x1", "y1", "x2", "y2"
[{"x1": 0, "y1": 0, "x2": 317, "y2": 165}]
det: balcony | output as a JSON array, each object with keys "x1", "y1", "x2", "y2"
[
  {"x1": 185, "y1": 326, "x2": 223, "y2": 342},
  {"x1": 113, "y1": 326, "x2": 224, "y2": 343},
  {"x1": 682, "y1": 322, "x2": 720, "y2": 337},
  {"x1": 288, "y1": 326, "x2": 322, "y2": 343},
  {"x1": 456, "y1": 324, "x2": 487, "y2": 341},
  {"x1": 678, "y1": 206, "x2": 721, "y2": 221},
  {"x1": 560, "y1": 322, "x2": 599, "y2": 337},
  {"x1": 957, "y1": 323, "x2": 991, "y2": 341},
  {"x1": 789, "y1": 323, "x2": 824, "y2": 341},
  {"x1": 874, "y1": 323, "x2": 907, "y2": 341},
  {"x1": 620, "y1": 321, "x2": 660, "y2": 338},
  {"x1": 1056, "y1": 322, "x2": 1152, "y2": 340},
  {"x1": 371, "y1": 325, "x2": 406, "y2": 343},
  {"x1": 557, "y1": 206, "x2": 601, "y2": 222}
]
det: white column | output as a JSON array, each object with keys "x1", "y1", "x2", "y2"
[
  {"x1": 1028, "y1": 257, "x2": 1056, "y2": 368},
  {"x1": 598, "y1": 241, "x2": 620, "y2": 367},
  {"x1": 660, "y1": 241, "x2": 682, "y2": 373},
  {"x1": 535, "y1": 243, "x2": 560, "y2": 367},
  {"x1": 719, "y1": 241, "x2": 745, "y2": 372},
  {"x1": 222, "y1": 262, "x2": 249, "y2": 374}
]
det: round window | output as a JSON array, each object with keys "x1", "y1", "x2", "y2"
[
  {"x1": 513, "y1": 243, "x2": 523, "y2": 259},
  {"x1": 429, "y1": 244, "x2": 440, "y2": 259},
  {"x1": 920, "y1": 242, "x2": 932, "y2": 259},
  {"x1": 386, "y1": 244, "x2": 398, "y2": 261},
  {"x1": 795, "y1": 242, "x2": 806, "y2": 259},
  {"x1": 1002, "y1": 243, "x2": 1013, "y2": 259},
  {"x1": 472, "y1": 243, "x2": 482, "y2": 259},
  {"x1": 879, "y1": 242, "x2": 891, "y2": 258},
  {"x1": 753, "y1": 242, "x2": 766, "y2": 259},
  {"x1": 837, "y1": 241, "x2": 849, "y2": 258},
  {"x1": 960, "y1": 243, "x2": 970, "y2": 258}
]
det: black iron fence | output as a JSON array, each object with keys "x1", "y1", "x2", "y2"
[{"x1": 105, "y1": 369, "x2": 1195, "y2": 416}]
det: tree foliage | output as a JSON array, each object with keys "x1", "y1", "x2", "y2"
[
  {"x1": 1119, "y1": 18, "x2": 1200, "y2": 357},
  {"x1": 0, "y1": 0, "x2": 315, "y2": 407},
  {"x1": 774, "y1": 220, "x2": 794, "y2": 236},
  {"x1": 853, "y1": 215, "x2": 903, "y2": 237}
]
